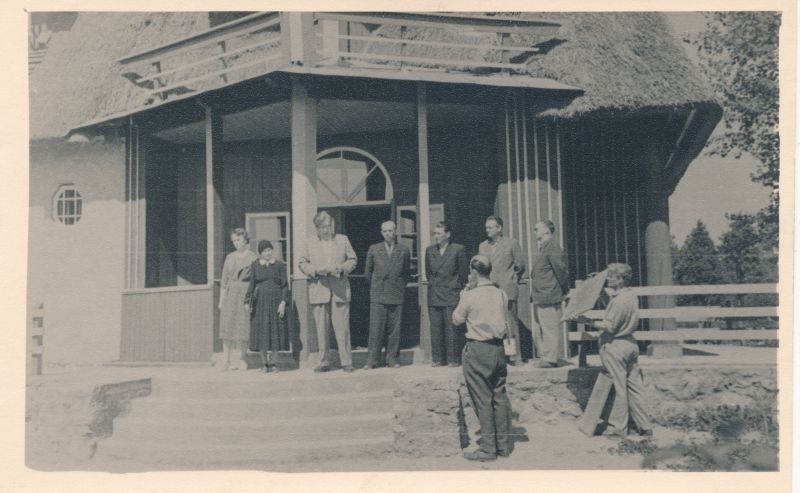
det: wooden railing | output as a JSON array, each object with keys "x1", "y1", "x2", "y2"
[
  {"x1": 121, "y1": 285, "x2": 214, "y2": 361},
  {"x1": 116, "y1": 12, "x2": 564, "y2": 106},
  {"x1": 568, "y1": 283, "x2": 779, "y2": 346},
  {"x1": 312, "y1": 12, "x2": 561, "y2": 74},
  {"x1": 118, "y1": 12, "x2": 284, "y2": 103}
]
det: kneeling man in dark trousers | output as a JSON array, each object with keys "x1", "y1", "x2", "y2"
[{"x1": 453, "y1": 255, "x2": 513, "y2": 461}]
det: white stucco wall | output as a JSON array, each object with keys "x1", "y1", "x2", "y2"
[{"x1": 28, "y1": 138, "x2": 125, "y2": 367}]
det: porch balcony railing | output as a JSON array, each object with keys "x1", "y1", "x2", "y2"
[
  {"x1": 117, "y1": 12, "x2": 563, "y2": 107},
  {"x1": 311, "y1": 12, "x2": 561, "y2": 73},
  {"x1": 118, "y1": 12, "x2": 284, "y2": 103}
]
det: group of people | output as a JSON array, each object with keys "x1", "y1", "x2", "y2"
[{"x1": 217, "y1": 211, "x2": 652, "y2": 460}]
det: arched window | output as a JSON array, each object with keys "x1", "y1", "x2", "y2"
[
  {"x1": 315, "y1": 147, "x2": 393, "y2": 207},
  {"x1": 53, "y1": 184, "x2": 82, "y2": 225}
]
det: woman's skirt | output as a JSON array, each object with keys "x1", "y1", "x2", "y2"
[{"x1": 250, "y1": 283, "x2": 290, "y2": 352}]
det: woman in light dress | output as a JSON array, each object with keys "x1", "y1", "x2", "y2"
[{"x1": 218, "y1": 228, "x2": 259, "y2": 371}]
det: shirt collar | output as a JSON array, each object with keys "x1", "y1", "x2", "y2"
[
  {"x1": 608, "y1": 286, "x2": 628, "y2": 298},
  {"x1": 475, "y1": 280, "x2": 494, "y2": 287}
]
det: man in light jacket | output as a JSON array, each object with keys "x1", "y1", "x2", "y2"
[
  {"x1": 478, "y1": 216, "x2": 526, "y2": 364},
  {"x1": 299, "y1": 211, "x2": 357, "y2": 373}
]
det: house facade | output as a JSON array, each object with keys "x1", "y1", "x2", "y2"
[{"x1": 28, "y1": 12, "x2": 720, "y2": 367}]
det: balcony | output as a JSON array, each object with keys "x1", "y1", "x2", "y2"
[{"x1": 117, "y1": 12, "x2": 566, "y2": 109}]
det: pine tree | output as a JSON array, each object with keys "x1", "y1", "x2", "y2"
[{"x1": 673, "y1": 220, "x2": 723, "y2": 306}]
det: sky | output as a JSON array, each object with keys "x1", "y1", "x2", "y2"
[{"x1": 664, "y1": 13, "x2": 772, "y2": 245}]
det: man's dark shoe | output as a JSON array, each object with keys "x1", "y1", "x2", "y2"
[
  {"x1": 314, "y1": 364, "x2": 332, "y2": 373},
  {"x1": 497, "y1": 449, "x2": 511, "y2": 458},
  {"x1": 463, "y1": 449, "x2": 497, "y2": 462},
  {"x1": 448, "y1": 362, "x2": 460, "y2": 368},
  {"x1": 431, "y1": 362, "x2": 445, "y2": 367},
  {"x1": 391, "y1": 363, "x2": 401, "y2": 368},
  {"x1": 534, "y1": 361, "x2": 557, "y2": 369},
  {"x1": 363, "y1": 364, "x2": 375, "y2": 370},
  {"x1": 343, "y1": 365, "x2": 355, "y2": 373},
  {"x1": 638, "y1": 428, "x2": 654, "y2": 437}
]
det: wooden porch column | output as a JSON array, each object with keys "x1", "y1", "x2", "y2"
[
  {"x1": 204, "y1": 104, "x2": 225, "y2": 353},
  {"x1": 416, "y1": 81, "x2": 432, "y2": 362},
  {"x1": 643, "y1": 147, "x2": 680, "y2": 358},
  {"x1": 204, "y1": 105, "x2": 224, "y2": 285},
  {"x1": 290, "y1": 78, "x2": 318, "y2": 363},
  {"x1": 126, "y1": 117, "x2": 147, "y2": 289}
]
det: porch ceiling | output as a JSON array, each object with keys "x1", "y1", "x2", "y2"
[{"x1": 153, "y1": 99, "x2": 494, "y2": 144}]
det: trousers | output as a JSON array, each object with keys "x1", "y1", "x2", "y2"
[
  {"x1": 599, "y1": 337, "x2": 652, "y2": 434},
  {"x1": 533, "y1": 303, "x2": 563, "y2": 364},
  {"x1": 462, "y1": 340, "x2": 511, "y2": 455},
  {"x1": 366, "y1": 302, "x2": 403, "y2": 366},
  {"x1": 311, "y1": 301, "x2": 352, "y2": 367},
  {"x1": 429, "y1": 305, "x2": 462, "y2": 364},
  {"x1": 505, "y1": 299, "x2": 522, "y2": 363}
]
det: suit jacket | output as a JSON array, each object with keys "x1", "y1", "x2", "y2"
[
  {"x1": 425, "y1": 243, "x2": 468, "y2": 307},
  {"x1": 478, "y1": 236, "x2": 526, "y2": 301},
  {"x1": 364, "y1": 242, "x2": 411, "y2": 305},
  {"x1": 299, "y1": 234, "x2": 357, "y2": 304},
  {"x1": 530, "y1": 238, "x2": 570, "y2": 305}
]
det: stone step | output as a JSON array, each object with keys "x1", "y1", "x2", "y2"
[
  {"x1": 151, "y1": 372, "x2": 397, "y2": 399},
  {"x1": 129, "y1": 390, "x2": 394, "y2": 421},
  {"x1": 111, "y1": 412, "x2": 395, "y2": 445},
  {"x1": 95, "y1": 435, "x2": 395, "y2": 471}
]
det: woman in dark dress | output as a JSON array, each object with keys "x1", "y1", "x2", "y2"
[{"x1": 245, "y1": 240, "x2": 289, "y2": 373}]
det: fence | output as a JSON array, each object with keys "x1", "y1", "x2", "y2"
[{"x1": 568, "y1": 283, "x2": 779, "y2": 366}]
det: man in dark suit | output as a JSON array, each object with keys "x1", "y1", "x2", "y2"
[
  {"x1": 364, "y1": 220, "x2": 412, "y2": 369},
  {"x1": 530, "y1": 219, "x2": 570, "y2": 368},
  {"x1": 425, "y1": 221, "x2": 468, "y2": 367}
]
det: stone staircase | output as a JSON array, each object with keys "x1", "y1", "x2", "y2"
[{"x1": 94, "y1": 370, "x2": 397, "y2": 471}]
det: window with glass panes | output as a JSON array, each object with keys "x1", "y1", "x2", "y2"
[{"x1": 54, "y1": 185, "x2": 82, "y2": 225}]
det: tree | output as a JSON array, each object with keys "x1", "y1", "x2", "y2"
[
  {"x1": 695, "y1": 12, "x2": 780, "y2": 241},
  {"x1": 673, "y1": 220, "x2": 723, "y2": 306},
  {"x1": 718, "y1": 212, "x2": 777, "y2": 309},
  {"x1": 718, "y1": 213, "x2": 762, "y2": 284}
]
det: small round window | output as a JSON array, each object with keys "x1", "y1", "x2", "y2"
[{"x1": 54, "y1": 185, "x2": 82, "y2": 225}]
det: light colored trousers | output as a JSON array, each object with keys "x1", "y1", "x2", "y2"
[
  {"x1": 506, "y1": 299, "x2": 522, "y2": 363},
  {"x1": 533, "y1": 303, "x2": 564, "y2": 364},
  {"x1": 599, "y1": 337, "x2": 652, "y2": 434},
  {"x1": 311, "y1": 301, "x2": 352, "y2": 367}
]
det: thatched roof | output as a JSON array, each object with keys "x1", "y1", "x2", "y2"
[
  {"x1": 519, "y1": 12, "x2": 715, "y2": 117},
  {"x1": 30, "y1": 12, "x2": 716, "y2": 139},
  {"x1": 29, "y1": 12, "x2": 209, "y2": 140}
]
